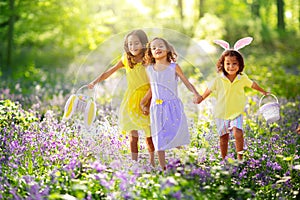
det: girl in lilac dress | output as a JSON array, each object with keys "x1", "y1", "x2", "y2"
[{"x1": 141, "y1": 37, "x2": 202, "y2": 170}]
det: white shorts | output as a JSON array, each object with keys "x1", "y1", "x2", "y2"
[{"x1": 216, "y1": 115, "x2": 243, "y2": 136}]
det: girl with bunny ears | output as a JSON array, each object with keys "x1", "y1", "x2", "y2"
[{"x1": 198, "y1": 37, "x2": 270, "y2": 161}]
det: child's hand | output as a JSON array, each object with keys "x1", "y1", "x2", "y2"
[
  {"x1": 193, "y1": 94, "x2": 203, "y2": 104},
  {"x1": 198, "y1": 97, "x2": 203, "y2": 104},
  {"x1": 88, "y1": 82, "x2": 95, "y2": 89},
  {"x1": 141, "y1": 105, "x2": 150, "y2": 116},
  {"x1": 263, "y1": 91, "x2": 271, "y2": 96}
]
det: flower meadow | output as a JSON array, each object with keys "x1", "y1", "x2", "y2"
[{"x1": 0, "y1": 86, "x2": 300, "y2": 200}]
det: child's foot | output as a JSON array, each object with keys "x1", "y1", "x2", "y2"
[{"x1": 149, "y1": 160, "x2": 155, "y2": 167}]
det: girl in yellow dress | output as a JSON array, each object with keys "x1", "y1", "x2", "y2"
[{"x1": 88, "y1": 29, "x2": 155, "y2": 166}]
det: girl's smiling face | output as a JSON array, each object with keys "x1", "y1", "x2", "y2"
[
  {"x1": 150, "y1": 39, "x2": 168, "y2": 59},
  {"x1": 224, "y1": 56, "x2": 240, "y2": 76},
  {"x1": 127, "y1": 35, "x2": 143, "y2": 56}
]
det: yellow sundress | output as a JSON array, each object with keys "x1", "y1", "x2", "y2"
[{"x1": 118, "y1": 54, "x2": 151, "y2": 137}]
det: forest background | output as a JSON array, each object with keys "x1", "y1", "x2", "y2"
[{"x1": 0, "y1": 0, "x2": 299, "y2": 106}]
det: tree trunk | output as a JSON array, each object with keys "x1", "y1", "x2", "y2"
[
  {"x1": 7, "y1": 0, "x2": 15, "y2": 74},
  {"x1": 251, "y1": 0, "x2": 260, "y2": 18},
  {"x1": 199, "y1": 0, "x2": 204, "y2": 19},
  {"x1": 178, "y1": 0, "x2": 183, "y2": 21},
  {"x1": 277, "y1": 0, "x2": 285, "y2": 31}
]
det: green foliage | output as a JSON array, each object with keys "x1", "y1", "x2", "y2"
[
  {"x1": 1, "y1": 0, "x2": 115, "y2": 71},
  {"x1": 245, "y1": 34, "x2": 300, "y2": 99},
  {"x1": 0, "y1": 99, "x2": 38, "y2": 132},
  {"x1": 1, "y1": 0, "x2": 299, "y2": 70},
  {"x1": 0, "y1": 0, "x2": 299, "y2": 101}
]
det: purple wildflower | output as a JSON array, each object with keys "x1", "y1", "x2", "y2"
[
  {"x1": 239, "y1": 169, "x2": 247, "y2": 178},
  {"x1": 91, "y1": 161, "x2": 107, "y2": 173},
  {"x1": 172, "y1": 191, "x2": 182, "y2": 200}
]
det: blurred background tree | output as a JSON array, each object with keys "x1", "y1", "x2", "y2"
[{"x1": 0, "y1": 0, "x2": 299, "y2": 99}]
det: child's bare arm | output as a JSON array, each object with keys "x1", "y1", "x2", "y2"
[
  {"x1": 88, "y1": 60, "x2": 124, "y2": 89},
  {"x1": 199, "y1": 88, "x2": 212, "y2": 104},
  {"x1": 251, "y1": 82, "x2": 270, "y2": 95},
  {"x1": 140, "y1": 88, "x2": 152, "y2": 115},
  {"x1": 175, "y1": 64, "x2": 202, "y2": 103}
]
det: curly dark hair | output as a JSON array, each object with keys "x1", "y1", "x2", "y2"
[
  {"x1": 123, "y1": 29, "x2": 148, "y2": 68},
  {"x1": 216, "y1": 50, "x2": 244, "y2": 75},
  {"x1": 144, "y1": 37, "x2": 177, "y2": 65}
]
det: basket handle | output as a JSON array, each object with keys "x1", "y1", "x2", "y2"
[
  {"x1": 75, "y1": 85, "x2": 96, "y2": 100},
  {"x1": 76, "y1": 85, "x2": 88, "y2": 94},
  {"x1": 259, "y1": 94, "x2": 278, "y2": 108}
]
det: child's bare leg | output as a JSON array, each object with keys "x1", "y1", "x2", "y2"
[
  {"x1": 157, "y1": 151, "x2": 166, "y2": 170},
  {"x1": 220, "y1": 133, "x2": 229, "y2": 160},
  {"x1": 233, "y1": 127, "x2": 244, "y2": 160},
  {"x1": 129, "y1": 130, "x2": 139, "y2": 161},
  {"x1": 146, "y1": 137, "x2": 155, "y2": 167}
]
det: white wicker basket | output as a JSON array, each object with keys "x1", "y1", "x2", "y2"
[
  {"x1": 75, "y1": 85, "x2": 94, "y2": 113},
  {"x1": 63, "y1": 85, "x2": 97, "y2": 128},
  {"x1": 259, "y1": 94, "x2": 280, "y2": 123}
]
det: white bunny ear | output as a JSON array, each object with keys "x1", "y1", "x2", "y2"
[
  {"x1": 84, "y1": 99, "x2": 96, "y2": 129},
  {"x1": 63, "y1": 94, "x2": 78, "y2": 120},
  {"x1": 233, "y1": 37, "x2": 253, "y2": 51},
  {"x1": 214, "y1": 40, "x2": 230, "y2": 50}
]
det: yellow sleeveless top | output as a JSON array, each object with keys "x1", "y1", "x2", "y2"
[{"x1": 118, "y1": 54, "x2": 151, "y2": 136}]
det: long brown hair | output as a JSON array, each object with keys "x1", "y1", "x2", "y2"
[
  {"x1": 123, "y1": 29, "x2": 148, "y2": 68},
  {"x1": 216, "y1": 50, "x2": 244, "y2": 75},
  {"x1": 144, "y1": 37, "x2": 177, "y2": 65}
]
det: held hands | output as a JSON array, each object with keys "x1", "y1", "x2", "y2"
[
  {"x1": 140, "y1": 91, "x2": 151, "y2": 116},
  {"x1": 193, "y1": 94, "x2": 203, "y2": 104},
  {"x1": 141, "y1": 105, "x2": 150, "y2": 116}
]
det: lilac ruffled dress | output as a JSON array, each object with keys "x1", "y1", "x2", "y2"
[{"x1": 147, "y1": 63, "x2": 190, "y2": 151}]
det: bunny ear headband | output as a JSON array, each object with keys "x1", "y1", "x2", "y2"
[{"x1": 214, "y1": 37, "x2": 253, "y2": 51}]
